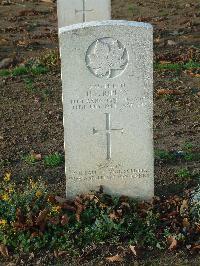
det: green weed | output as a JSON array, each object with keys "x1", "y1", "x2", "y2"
[
  {"x1": 39, "y1": 50, "x2": 60, "y2": 68},
  {"x1": 176, "y1": 168, "x2": 191, "y2": 179},
  {"x1": 23, "y1": 154, "x2": 38, "y2": 165},
  {"x1": 12, "y1": 66, "x2": 29, "y2": 76},
  {"x1": 155, "y1": 148, "x2": 200, "y2": 162},
  {"x1": 44, "y1": 152, "x2": 64, "y2": 168},
  {"x1": 155, "y1": 60, "x2": 200, "y2": 71},
  {"x1": 24, "y1": 78, "x2": 36, "y2": 92},
  {"x1": 0, "y1": 65, "x2": 48, "y2": 78},
  {"x1": 31, "y1": 65, "x2": 48, "y2": 75},
  {"x1": 0, "y1": 69, "x2": 10, "y2": 77},
  {"x1": 155, "y1": 149, "x2": 176, "y2": 161}
]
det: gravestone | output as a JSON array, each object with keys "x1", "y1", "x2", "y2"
[
  {"x1": 59, "y1": 21, "x2": 154, "y2": 199},
  {"x1": 57, "y1": 0, "x2": 111, "y2": 28}
]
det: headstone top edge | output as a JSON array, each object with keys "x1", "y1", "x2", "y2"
[{"x1": 59, "y1": 20, "x2": 153, "y2": 35}]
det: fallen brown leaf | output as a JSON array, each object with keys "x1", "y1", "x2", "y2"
[
  {"x1": 36, "y1": 209, "x2": 48, "y2": 224},
  {"x1": 61, "y1": 202, "x2": 76, "y2": 211},
  {"x1": 41, "y1": 0, "x2": 54, "y2": 3},
  {"x1": 180, "y1": 199, "x2": 189, "y2": 215},
  {"x1": 75, "y1": 198, "x2": 85, "y2": 222},
  {"x1": 30, "y1": 151, "x2": 42, "y2": 161},
  {"x1": 186, "y1": 70, "x2": 200, "y2": 78},
  {"x1": 168, "y1": 236, "x2": 178, "y2": 250},
  {"x1": 183, "y1": 218, "x2": 190, "y2": 228},
  {"x1": 157, "y1": 89, "x2": 182, "y2": 95},
  {"x1": 106, "y1": 254, "x2": 123, "y2": 262},
  {"x1": 130, "y1": 245, "x2": 137, "y2": 256},
  {"x1": 159, "y1": 60, "x2": 172, "y2": 64},
  {"x1": 0, "y1": 244, "x2": 9, "y2": 257},
  {"x1": 109, "y1": 211, "x2": 120, "y2": 221},
  {"x1": 61, "y1": 215, "x2": 69, "y2": 226},
  {"x1": 192, "y1": 245, "x2": 200, "y2": 252}
]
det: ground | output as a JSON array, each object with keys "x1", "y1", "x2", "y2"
[{"x1": 0, "y1": 0, "x2": 199, "y2": 265}]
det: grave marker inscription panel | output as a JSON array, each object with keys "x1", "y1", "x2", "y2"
[
  {"x1": 57, "y1": 0, "x2": 111, "y2": 28},
  {"x1": 59, "y1": 21, "x2": 153, "y2": 199}
]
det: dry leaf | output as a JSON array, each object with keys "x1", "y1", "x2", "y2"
[
  {"x1": 180, "y1": 199, "x2": 189, "y2": 215},
  {"x1": 130, "y1": 245, "x2": 137, "y2": 256},
  {"x1": 106, "y1": 254, "x2": 123, "y2": 262},
  {"x1": 192, "y1": 245, "x2": 200, "y2": 251},
  {"x1": 30, "y1": 151, "x2": 42, "y2": 161},
  {"x1": 75, "y1": 198, "x2": 84, "y2": 222},
  {"x1": 61, "y1": 202, "x2": 76, "y2": 211},
  {"x1": 109, "y1": 211, "x2": 119, "y2": 221},
  {"x1": 182, "y1": 218, "x2": 190, "y2": 228},
  {"x1": 36, "y1": 209, "x2": 48, "y2": 224},
  {"x1": 157, "y1": 89, "x2": 182, "y2": 95},
  {"x1": 61, "y1": 215, "x2": 69, "y2": 226},
  {"x1": 187, "y1": 70, "x2": 200, "y2": 78},
  {"x1": 0, "y1": 244, "x2": 9, "y2": 257},
  {"x1": 49, "y1": 217, "x2": 59, "y2": 225},
  {"x1": 159, "y1": 60, "x2": 172, "y2": 64},
  {"x1": 41, "y1": 0, "x2": 54, "y2": 3},
  {"x1": 168, "y1": 236, "x2": 178, "y2": 250}
]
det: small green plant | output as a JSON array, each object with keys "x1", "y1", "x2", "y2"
[
  {"x1": 0, "y1": 159, "x2": 10, "y2": 168},
  {"x1": 31, "y1": 65, "x2": 48, "y2": 75},
  {"x1": 0, "y1": 65, "x2": 48, "y2": 78},
  {"x1": 44, "y1": 152, "x2": 63, "y2": 168},
  {"x1": 128, "y1": 5, "x2": 134, "y2": 12},
  {"x1": 0, "y1": 69, "x2": 10, "y2": 77},
  {"x1": 39, "y1": 50, "x2": 60, "y2": 68},
  {"x1": 12, "y1": 66, "x2": 29, "y2": 76},
  {"x1": 163, "y1": 94, "x2": 174, "y2": 101},
  {"x1": 176, "y1": 168, "x2": 191, "y2": 179},
  {"x1": 184, "y1": 61, "x2": 200, "y2": 70},
  {"x1": 155, "y1": 149, "x2": 175, "y2": 161},
  {"x1": 24, "y1": 78, "x2": 36, "y2": 92},
  {"x1": 154, "y1": 60, "x2": 200, "y2": 71},
  {"x1": 23, "y1": 152, "x2": 41, "y2": 165},
  {"x1": 155, "y1": 62, "x2": 182, "y2": 71},
  {"x1": 183, "y1": 142, "x2": 194, "y2": 151}
]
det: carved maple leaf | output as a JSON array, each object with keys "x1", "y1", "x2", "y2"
[{"x1": 87, "y1": 40, "x2": 127, "y2": 78}]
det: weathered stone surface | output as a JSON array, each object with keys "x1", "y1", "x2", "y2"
[
  {"x1": 57, "y1": 0, "x2": 111, "y2": 28},
  {"x1": 59, "y1": 21, "x2": 154, "y2": 199}
]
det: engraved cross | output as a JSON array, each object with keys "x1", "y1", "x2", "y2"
[
  {"x1": 93, "y1": 113, "x2": 124, "y2": 160},
  {"x1": 75, "y1": 0, "x2": 94, "y2": 23}
]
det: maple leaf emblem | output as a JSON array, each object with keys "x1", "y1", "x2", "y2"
[{"x1": 87, "y1": 39, "x2": 128, "y2": 78}]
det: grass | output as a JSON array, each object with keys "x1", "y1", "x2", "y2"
[
  {"x1": 155, "y1": 149, "x2": 176, "y2": 161},
  {"x1": 0, "y1": 50, "x2": 59, "y2": 78},
  {"x1": 22, "y1": 152, "x2": 64, "y2": 167},
  {"x1": 155, "y1": 149, "x2": 200, "y2": 162},
  {"x1": 0, "y1": 65, "x2": 48, "y2": 77},
  {"x1": 154, "y1": 60, "x2": 200, "y2": 71},
  {"x1": 24, "y1": 78, "x2": 36, "y2": 93},
  {"x1": 176, "y1": 168, "x2": 191, "y2": 179},
  {"x1": 23, "y1": 154, "x2": 38, "y2": 165},
  {"x1": 44, "y1": 152, "x2": 64, "y2": 168}
]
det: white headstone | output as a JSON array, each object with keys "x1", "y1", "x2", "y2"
[
  {"x1": 59, "y1": 21, "x2": 154, "y2": 199},
  {"x1": 57, "y1": 0, "x2": 111, "y2": 28}
]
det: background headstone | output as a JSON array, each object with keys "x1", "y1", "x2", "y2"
[
  {"x1": 59, "y1": 21, "x2": 153, "y2": 199},
  {"x1": 57, "y1": 0, "x2": 111, "y2": 28}
]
